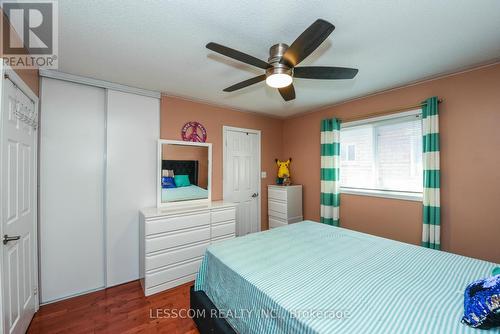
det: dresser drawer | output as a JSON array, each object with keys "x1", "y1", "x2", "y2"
[
  {"x1": 144, "y1": 274, "x2": 197, "y2": 296},
  {"x1": 146, "y1": 258, "x2": 202, "y2": 288},
  {"x1": 211, "y1": 234, "x2": 235, "y2": 244},
  {"x1": 146, "y1": 227, "x2": 210, "y2": 253},
  {"x1": 268, "y1": 199, "x2": 287, "y2": 214},
  {"x1": 268, "y1": 209, "x2": 287, "y2": 220},
  {"x1": 211, "y1": 208, "x2": 236, "y2": 224},
  {"x1": 268, "y1": 187, "x2": 287, "y2": 201},
  {"x1": 145, "y1": 212, "x2": 210, "y2": 236},
  {"x1": 269, "y1": 217, "x2": 287, "y2": 229},
  {"x1": 212, "y1": 221, "x2": 236, "y2": 238},
  {"x1": 145, "y1": 241, "x2": 209, "y2": 271}
]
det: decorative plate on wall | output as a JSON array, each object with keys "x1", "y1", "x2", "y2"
[{"x1": 181, "y1": 121, "x2": 207, "y2": 142}]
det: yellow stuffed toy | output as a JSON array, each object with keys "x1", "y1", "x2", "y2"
[{"x1": 276, "y1": 158, "x2": 292, "y2": 185}]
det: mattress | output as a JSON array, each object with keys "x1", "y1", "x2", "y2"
[
  {"x1": 195, "y1": 221, "x2": 500, "y2": 334},
  {"x1": 161, "y1": 185, "x2": 208, "y2": 202}
]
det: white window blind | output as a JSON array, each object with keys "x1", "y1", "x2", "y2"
[{"x1": 340, "y1": 112, "x2": 423, "y2": 194}]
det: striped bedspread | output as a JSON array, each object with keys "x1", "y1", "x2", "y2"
[{"x1": 194, "y1": 221, "x2": 500, "y2": 334}]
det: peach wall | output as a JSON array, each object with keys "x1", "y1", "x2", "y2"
[
  {"x1": 283, "y1": 63, "x2": 500, "y2": 263},
  {"x1": 160, "y1": 96, "x2": 283, "y2": 230},
  {"x1": 1, "y1": 11, "x2": 39, "y2": 95},
  {"x1": 13, "y1": 68, "x2": 39, "y2": 96}
]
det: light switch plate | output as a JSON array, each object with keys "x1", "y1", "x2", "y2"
[{"x1": 261, "y1": 171, "x2": 267, "y2": 179}]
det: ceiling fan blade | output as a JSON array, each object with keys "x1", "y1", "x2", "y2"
[
  {"x1": 278, "y1": 84, "x2": 296, "y2": 101},
  {"x1": 294, "y1": 66, "x2": 358, "y2": 79},
  {"x1": 223, "y1": 74, "x2": 266, "y2": 92},
  {"x1": 206, "y1": 42, "x2": 270, "y2": 70},
  {"x1": 281, "y1": 19, "x2": 335, "y2": 67}
]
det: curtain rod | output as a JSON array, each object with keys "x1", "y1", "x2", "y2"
[{"x1": 339, "y1": 98, "x2": 443, "y2": 123}]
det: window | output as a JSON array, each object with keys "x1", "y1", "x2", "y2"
[
  {"x1": 341, "y1": 144, "x2": 356, "y2": 161},
  {"x1": 340, "y1": 111, "x2": 423, "y2": 199}
]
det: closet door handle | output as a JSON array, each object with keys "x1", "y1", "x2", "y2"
[
  {"x1": 3, "y1": 234, "x2": 20, "y2": 245},
  {"x1": 251, "y1": 193, "x2": 259, "y2": 198}
]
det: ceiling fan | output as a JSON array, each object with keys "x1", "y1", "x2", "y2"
[{"x1": 206, "y1": 19, "x2": 358, "y2": 102}]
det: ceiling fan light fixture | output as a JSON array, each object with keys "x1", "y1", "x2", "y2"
[
  {"x1": 266, "y1": 73, "x2": 293, "y2": 88},
  {"x1": 207, "y1": 20, "x2": 358, "y2": 102}
]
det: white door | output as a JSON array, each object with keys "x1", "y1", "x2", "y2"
[
  {"x1": 1, "y1": 76, "x2": 38, "y2": 334},
  {"x1": 223, "y1": 127, "x2": 260, "y2": 236},
  {"x1": 105, "y1": 90, "x2": 159, "y2": 287},
  {"x1": 39, "y1": 78, "x2": 105, "y2": 303}
]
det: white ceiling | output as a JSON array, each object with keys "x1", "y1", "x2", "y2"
[{"x1": 57, "y1": 0, "x2": 500, "y2": 117}]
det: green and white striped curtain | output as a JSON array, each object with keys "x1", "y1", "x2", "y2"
[
  {"x1": 320, "y1": 118, "x2": 340, "y2": 226},
  {"x1": 422, "y1": 97, "x2": 441, "y2": 249}
]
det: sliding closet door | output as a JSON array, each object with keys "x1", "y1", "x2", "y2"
[
  {"x1": 39, "y1": 78, "x2": 105, "y2": 303},
  {"x1": 106, "y1": 90, "x2": 159, "y2": 287}
]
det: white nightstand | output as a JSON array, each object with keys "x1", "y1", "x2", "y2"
[{"x1": 267, "y1": 185, "x2": 303, "y2": 229}]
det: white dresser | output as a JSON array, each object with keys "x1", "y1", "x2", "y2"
[
  {"x1": 139, "y1": 201, "x2": 236, "y2": 296},
  {"x1": 268, "y1": 185, "x2": 303, "y2": 229}
]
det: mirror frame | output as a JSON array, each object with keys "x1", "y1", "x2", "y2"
[{"x1": 157, "y1": 139, "x2": 212, "y2": 208}]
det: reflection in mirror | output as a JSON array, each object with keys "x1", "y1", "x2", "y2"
[{"x1": 160, "y1": 141, "x2": 210, "y2": 204}]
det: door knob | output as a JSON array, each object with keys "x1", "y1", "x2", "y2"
[
  {"x1": 3, "y1": 234, "x2": 20, "y2": 245},
  {"x1": 251, "y1": 193, "x2": 259, "y2": 198}
]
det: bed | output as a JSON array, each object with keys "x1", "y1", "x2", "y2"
[
  {"x1": 193, "y1": 221, "x2": 500, "y2": 334},
  {"x1": 161, "y1": 184, "x2": 208, "y2": 202},
  {"x1": 161, "y1": 159, "x2": 208, "y2": 202}
]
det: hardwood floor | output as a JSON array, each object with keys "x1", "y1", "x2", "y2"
[{"x1": 27, "y1": 281, "x2": 200, "y2": 334}]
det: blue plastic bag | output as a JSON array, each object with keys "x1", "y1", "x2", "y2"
[{"x1": 462, "y1": 274, "x2": 500, "y2": 329}]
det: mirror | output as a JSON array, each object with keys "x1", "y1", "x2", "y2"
[{"x1": 157, "y1": 140, "x2": 212, "y2": 207}]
